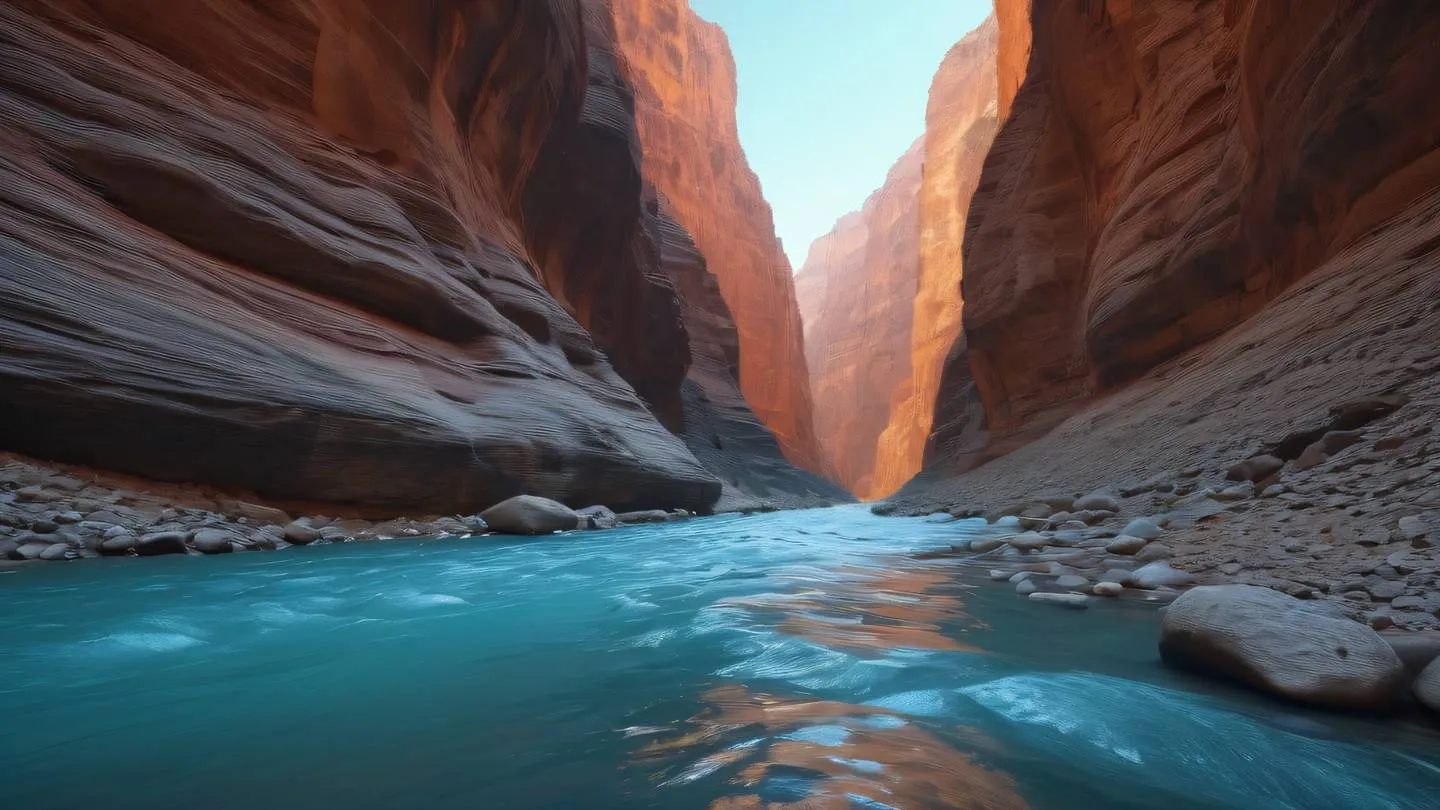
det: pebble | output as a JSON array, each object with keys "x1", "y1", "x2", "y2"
[
  {"x1": 1093, "y1": 582, "x2": 1125, "y2": 597},
  {"x1": 1131, "y1": 562, "x2": 1196, "y2": 590},
  {"x1": 1106, "y1": 535, "x2": 1148, "y2": 555},
  {"x1": 1134, "y1": 542, "x2": 1173, "y2": 563},
  {"x1": 1028, "y1": 592, "x2": 1090, "y2": 609},
  {"x1": 1074, "y1": 491, "x2": 1120, "y2": 512},
  {"x1": 1120, "y1": 518, "x2": 1162, "y2": 540}
]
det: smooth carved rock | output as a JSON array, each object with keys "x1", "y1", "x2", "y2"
[
  {"x1": 0, "y1": 0, "x2": 855, "y2": 516},
  {"x1": 480, "y1": 496, "x2": 579, "y2": 536},
  {"x1": 1161, "y1": 585, "x2": 1406, "y2": 710},
  {"x1": 1028, "y1": 592, "x2": 1089, "y2": 609}
]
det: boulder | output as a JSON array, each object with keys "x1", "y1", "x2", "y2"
[
  {"x1": 136, "y1": 531, "x2": 189, "y2": 556},
  {"x1": 99, "y1": 534, "x2": 137, "y2": 555},
  {"x1": 1074, "y1": 491, "x2": 1120, "y2": 512},
  {"x1": 575, "y1": 505, "x2": 618, "y2": 530},
  {"x1": 282, "y1": 522, "x2": 321, "y2": 545},
  {"x1": 190, "y1": 528, "x2": 237, "y2": 554},
  {"x1": 615, "y1": 509, "x2": 671, "y2": 525},
  {"x1": 480, "y1": 495, "x2": 579, "y2": 535},
  {"x1": 1416, "y1": 658, "x2": 1440, "y2": 713},
  {"x1": 1131, "y1": 561, "x2": 1193, "y2": 589},
  {"x1": 1105, "y1": 535, "x2": 1148, "y2": 555},
  {"x1": 1120, "y1": 518, "x2": 1162, "y2": 540},
  {"x1": 1227, "y1": 455, "x2": 1284, "y2": 482},
  {"x1": 15, "y1": 542, "x2": 49, "y2": 560},
  {"x1": 1028, "y1": 592, "x2": 1089, "y2": 609},
  {"x1": 1160, "y1": 584, "x2": 1406, "y2": 710},
  {"x1": 38, "y1": 542, "x2": 73, "y2": 561}
]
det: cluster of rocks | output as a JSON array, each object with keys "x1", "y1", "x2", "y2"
[
  {"x1": 0, "y1": 455, "x2": 697, "y2": 564},
  {"x1": 912, "y1": 408, "x2": 1440, "y2": 632}
]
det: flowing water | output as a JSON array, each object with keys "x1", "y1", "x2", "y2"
[{"x1": 3, "y1": 505, "x2": 1440, "y2": 810}]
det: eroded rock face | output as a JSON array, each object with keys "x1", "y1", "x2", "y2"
[
  {"x1": 797, "y1": 18, "x2": 999, "y2": 499},
  {"x1": 878, "y1": 17, "x2": 999, "y2": 493},
  {"x1": 797, "y1": 141, "x2": 924, "y2": 499},
  {"x1": 926, "y1": 0, "x2": 1440, "y2": 472},
  {"x1": 0, "y1": 0, "x2": 822, "y2": 514},
  {"x1": 610, "y1": 0, "x2": 831, "y2": 479}
]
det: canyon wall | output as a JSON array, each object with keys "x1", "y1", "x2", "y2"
[
  {"x1": 0, "y1": 0, "x2": 833, "y2": 514},
  {"x1": 874, "y1": 19, "x2": 999, "y2": 493},
  {"x1": 609, "y1": 0, "x2": 833, "y2": 480},
  {"x1": 796, "y1": 18, "x2": 999, "y2": 499},
  {"x1": 915, "y1": 0, "x2": 1440, "y2": 480},
  {"x1": 796, "y1": 141, "x2": 924, "y2": 498}
]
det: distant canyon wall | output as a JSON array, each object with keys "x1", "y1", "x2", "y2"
[
  {"x1": 0, "y1": 0, "x2": 838, "y2": 514},
  {"x1": 921, "y1": 0, "x2": 1440, "y2": 476},
  {"x1": 798, "y1": 18, "x2": 999, "y2": 499},
  {"x1": 609, "y1": 0, "x2": 834, "y2": 481},
  {"x1": 797, "y1": 141, "x2": 924, "y2": 498}
]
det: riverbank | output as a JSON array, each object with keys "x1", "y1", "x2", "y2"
[
  {"x1": 883, "y1": 383, "x2": 1440, "y2": 633},
  {"x1": 0, "y1": 452, "x2": 703, "y2": 563}
]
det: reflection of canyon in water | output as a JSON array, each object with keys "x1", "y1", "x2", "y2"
[
  {"x1": 635, "y1": 558, "x2": 1027, "y2": 809},
  {"x1": 637, "y1": 684, "x2": 1027, "y2": 809}
]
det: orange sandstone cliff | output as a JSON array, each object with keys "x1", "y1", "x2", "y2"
[
  {"x1": 796, "y1": 18, "x2": 999, "y2": 499},
  {"x1": 609, "y1": 0, "x2": 833, "y2": 480},
  {"x1": 0, "y1": 0, "x2": 839, "y2": 514},
  {"x1": 796, "y1": 141, "x2": 924, "y2": 498},
  {"x1": 899, "y1": 0, "x2": 1440, "y2": 502}
]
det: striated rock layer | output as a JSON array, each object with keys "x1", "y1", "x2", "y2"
[
  {"x1": 609, "y1": 0, "x2": 833, "y2": 480},
  {"x1": 0, "y1": 0, "x2": 832, "y2": 514},
  {"x1": 796, "y1": 141, "x2": 924, "y2": 499},
  {"x1": 873, "y1": 18, "x2": 999, "y2": 495},
  {"x1": 901, "y1": 0, "x2": 1440, "y2": 499},
  {"x1": 796, "y1": 17, "x2": 999, "y2": 499}
]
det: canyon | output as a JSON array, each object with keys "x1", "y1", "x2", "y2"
[
  {"x1": 0, "y1": 0, "x2": 842, "y2": 521},
  {"x1": 797, "y1": 17, "x2": 998, "y2": 499},
  {"x1": 610, "y1": 0, "x2": 831, "y2": 479}
]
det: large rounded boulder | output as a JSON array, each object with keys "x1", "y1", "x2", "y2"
[
  {"x1": 1159, "y1": 584, "x2": 1405, "y2": 710},
  {"x1": 479, "y1": 495, "x2": 579, "y2": 535}
]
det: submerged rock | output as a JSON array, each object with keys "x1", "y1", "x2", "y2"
[
  {"x1": 1028, "y1": 592, "x2": 1089, "y2": 609},
  {"x1": 480, "y1": 496, "x2": 579, "y2": 535},
  {"x1": 1160, "y1": 585, "x2": 1405, "y2": 710}
]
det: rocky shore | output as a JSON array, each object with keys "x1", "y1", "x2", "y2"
[{"x1": 0, "y1": 453, "x2": 703, "y2": 565}]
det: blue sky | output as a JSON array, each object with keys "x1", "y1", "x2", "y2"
[{"x1": 688, "y1": 0, "x2": 993, "y2": 270}]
